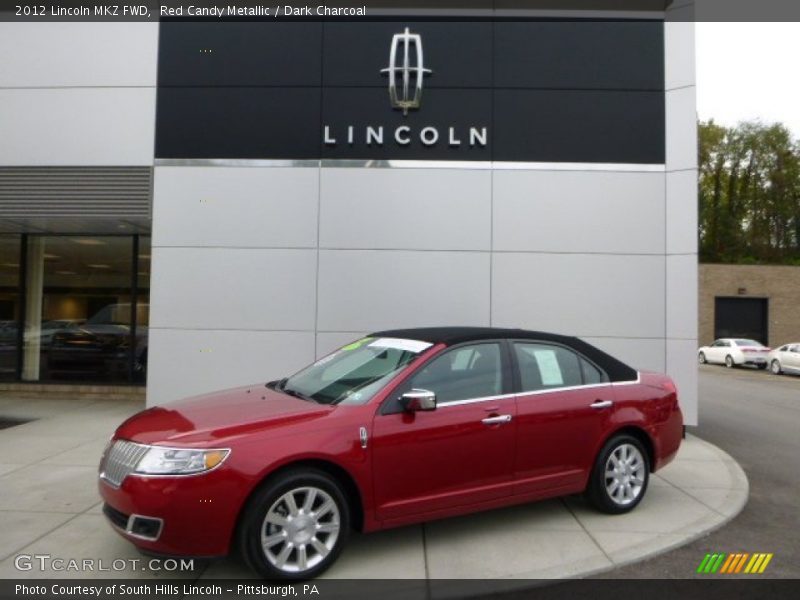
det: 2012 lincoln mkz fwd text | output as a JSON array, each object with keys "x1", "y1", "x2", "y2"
[{"x1": 99, "y1": 327, "x2": 683, "y2": 580}]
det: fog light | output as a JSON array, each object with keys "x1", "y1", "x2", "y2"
[{"x1": 127, "y1": 515, "x2": 163, "y2": 540}]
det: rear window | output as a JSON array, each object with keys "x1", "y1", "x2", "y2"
[{"x1": 734, "y1": 339, "x2": 762, "y2": 347}]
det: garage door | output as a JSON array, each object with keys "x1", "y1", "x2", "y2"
[{"x1": 714, "y1": 297, "x2": 769, "y2": 345}]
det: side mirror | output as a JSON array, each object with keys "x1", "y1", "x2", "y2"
[{"x1": 400, "y1": 389, "x2": 437, "y2": 412}]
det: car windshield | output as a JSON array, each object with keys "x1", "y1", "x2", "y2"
[
  {"x1": 281, "y1": 337, "x2": 433, "y2": 406},
  {"x1": 734, "y1": 339, "x2": 762, "y2": 347}
]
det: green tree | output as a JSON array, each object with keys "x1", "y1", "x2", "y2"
[{"x1": 698, "y1": 120, "x2": 800, "y2": 264}]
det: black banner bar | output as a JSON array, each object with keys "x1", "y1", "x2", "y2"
[{"x1": 1, "y1": 579, "x2": 799, "y2": 600}]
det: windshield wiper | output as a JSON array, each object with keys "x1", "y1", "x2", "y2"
[
  {"x1": 265, "y1": 378, "x2": 287, "y2": 390},
  {"x1": 280, "y1": 386, "x2": 317, "y2": 404}
]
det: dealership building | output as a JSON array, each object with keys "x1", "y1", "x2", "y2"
[{"x1": 0, "y1": 2, "x2": 700, "y2": 424}]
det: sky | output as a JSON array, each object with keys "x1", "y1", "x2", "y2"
[{"x1": 696, "y1": 23, "x2": 800, "y2": 136}]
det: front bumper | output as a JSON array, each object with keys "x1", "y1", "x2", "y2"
[{"x1": 98, "y1": 467, "x2": 247, "y2": 557}]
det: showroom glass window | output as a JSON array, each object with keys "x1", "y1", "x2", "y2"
[
  {"x1": 19, "y1": 235, "x2": 149, "y2": 384},
  {"x1": 0, "y1": 235, "x2": 21, "y2": 380}
]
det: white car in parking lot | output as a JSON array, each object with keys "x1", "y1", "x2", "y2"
[
  {"x1": 767, "y1": 343, "x2": 800, "y2": 375},
  {"x1": 698, "y1": 338, "x2": 770, "y2": 369}
]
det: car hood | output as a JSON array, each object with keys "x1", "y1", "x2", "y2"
[{"x1": 115, "y1": 384, "x2": 333, "y2": 445}]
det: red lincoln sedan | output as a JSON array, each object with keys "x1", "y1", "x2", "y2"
[{"x1": 99, "y1": 327, "x2": 683, "y2": 579}]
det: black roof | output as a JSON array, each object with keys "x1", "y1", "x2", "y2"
[{"x1": 370, "y1": 327, "x2": 638, "y2": 383}]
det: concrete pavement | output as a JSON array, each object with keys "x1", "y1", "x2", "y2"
[
  {"x1": 0, "y1": 392, "x2": 748, "y2": 581},
  {"x1": 593, "y1": 364, "x2": 800, "y2": 579}
]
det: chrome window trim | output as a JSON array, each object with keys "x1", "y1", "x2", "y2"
[
  {"x1": 516, "y1": 382, "x2": 614, "y2": 397},
  {"x1": 437, "y1": 372, "x2": 640, "y2": 407},
  {"x1": 438, "y1": 392, "x2": 518, "y2": 408},
  {"x1": 612, "y1": 372, "x2": 642, "y2": 386}
]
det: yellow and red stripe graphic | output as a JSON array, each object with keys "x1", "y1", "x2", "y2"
[{"x1": 696, "y1": 552, "x2": 773, "y2": 574}]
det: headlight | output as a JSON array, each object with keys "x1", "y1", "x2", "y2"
[{"x1": 134, "y1": 446, "x2": 230, "y2": 475}]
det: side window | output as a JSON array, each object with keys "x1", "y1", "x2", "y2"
[
  {"x1": 407, "y1": 343, "x2": 502, "y2": 404},
  {"x1": 514, "y1": 343, "x2": 583, "y2": 392},
  {"x1": 580, "y1": 357, "x2": 607, "y2": 385}
]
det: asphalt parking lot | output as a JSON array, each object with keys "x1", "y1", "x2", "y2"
[{"x1": 593, "y1": 364, "x2": 800, "y2": 578}]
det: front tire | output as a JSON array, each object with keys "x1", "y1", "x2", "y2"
[
  {"x1": 586, "y1": 435, "x2": 649, "y2": 514},
  {"x1": 771, "y1": 360, "x2": 783, "y2": 375},
  {"x1": 238, "y1": 469, "x2": 350, "y2": 580},
  {"x1": 725, "y1": 355, "x2": 735, "y2": 368},
  {"x1": 698, "y1": 352, "x2": 707, "y2": 364}
]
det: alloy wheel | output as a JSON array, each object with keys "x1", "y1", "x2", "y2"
[
  {"x1": 725, "y1": 355, "x2": 734, "y2": 368},
  {"x1": 260, "y1": 486, "x2": 341, "y2": 574},
  {"x1": 698, "y1": 353, "x2": 706, "y2": 364},
  {"x1": 771, "y1": 360, "x2": 782, "y2": 375},
  {"x1": 604, "y1": 443, "x2": 646, "y2": 507}
]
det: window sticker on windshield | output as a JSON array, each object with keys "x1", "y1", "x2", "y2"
[
  {"x1": 368, "y1": 338, "x2": 433, "y2": 354},
  {"x1": 341, "y1": 337, "x2": 374, "y2": 351},
  {"x1": 533, "y1": 349, "x2": 564, "y2": 386}
]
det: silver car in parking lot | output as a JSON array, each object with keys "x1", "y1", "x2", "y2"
[{"x1": 767, "y1": 343, "x2": 800, "y2": 375}]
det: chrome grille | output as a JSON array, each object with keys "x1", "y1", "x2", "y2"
[{"x1": 100, "y1": 440, "x2": 149, "y2": 488}]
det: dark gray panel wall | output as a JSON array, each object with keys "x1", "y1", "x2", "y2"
[
  {"x1": 158, "y1": 22, "x2": 323, "y2": 86},
  {"x1": 494, "y1": 21, "x2": 664, "y2": 90},
  {"x1": 156, "y1": 19, "x2": 665, "y2": 163}
]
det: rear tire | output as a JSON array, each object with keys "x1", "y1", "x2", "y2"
[
  {"x1": 771, "y1": 360, "x2": 783, "y2": 375},
  {"x1": 238, "y1": 469, "x2": 350, "y2": 580},
  {"x1": 757, "y1": 363, "x2": 767, "y2": 370},
  {"x1": 725, "y1": 355, "x2": 735, "y2": 368},
  {"x1": 586, "y1": 434, "x2": 649, "y2": 514}
]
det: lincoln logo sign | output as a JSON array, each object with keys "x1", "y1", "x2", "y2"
[
  {"x1": 322, "y1": 28, "x2": 488, "y2": 151},
  {"x1": 381, "y1": 27, "x2": 431, "y2": 116}
]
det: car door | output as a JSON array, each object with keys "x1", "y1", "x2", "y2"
[
  {"x1": 511, "y1": 341, "x2": 614, "y2": 495},
  {"x1": 371, "y1": 342, "x2": 516, "y2": 522},
  {"x1": 787, "y1": 345, "x2": 800, "y2": 371},
  {"x1": 708, "y1": 340, "x2": 727, "y2": 363}
]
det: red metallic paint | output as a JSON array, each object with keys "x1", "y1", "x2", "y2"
[{"x1": 99, "y1": 342, "x2": 683, "y2": 558}]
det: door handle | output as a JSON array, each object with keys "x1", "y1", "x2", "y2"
[
  {"x1": 481, "y1": 414, "x2": 512, "y2": 425},
  {"x1": 590, "y1": 400, "x2": 614, "y2": 409}
]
